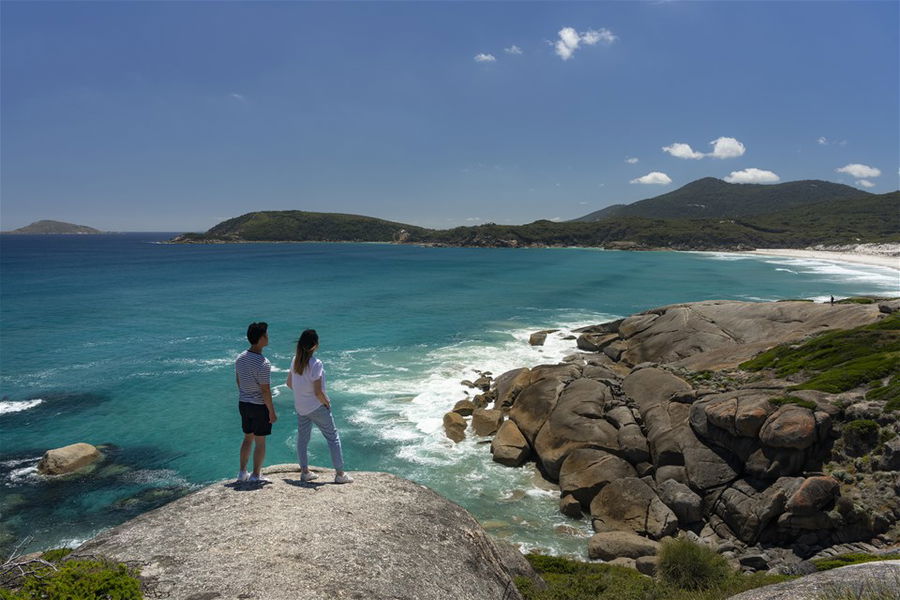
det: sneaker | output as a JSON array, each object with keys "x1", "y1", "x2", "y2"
[
  {"x1": 300, "y1": 471, "x2": 318, "y2": 482},
  {"x1": 248, "y1": 474, "x2": 271, "y2": 484},
  {"x1": 334, "y1": 473, "x2": 353, "y2": 484},
  {"x1": 236, "y1": 470, "x2": 250, "y2": 482}
]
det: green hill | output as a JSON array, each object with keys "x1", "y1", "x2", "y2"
[
  {"x1": 575, "y1": 178, "x2": 870, "y2": 221},
  {"x1": 171, "y1": 211, "x2": 431, "y2": 243},
  {"x1": 171, "y1": 188, "x2": 899, "y2": 250},
  {"x1": 6, "y1": 220, "x2": 103, "y2": 234}
]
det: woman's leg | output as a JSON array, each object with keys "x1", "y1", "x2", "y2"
[
  {"x1": 309, "y1": 406, "x2": 344, "y2": 473},
  {"x1": 296, "y1": 413, "x2": 314, "y2": 470}
]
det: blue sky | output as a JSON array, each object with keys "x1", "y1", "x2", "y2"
[{"x1": 2, "y1": 1, "x2": 898, "y2": 232}]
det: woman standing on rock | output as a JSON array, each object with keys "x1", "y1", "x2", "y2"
[{"x1": 286, "y1": 329, "x2": 353, "y2": 484}]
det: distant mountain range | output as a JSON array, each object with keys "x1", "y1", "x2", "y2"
[
  {"x1": 170, "y1": 178, "x2": 899, "y2": 250},
  {"x1": 4, "y1": 220, "x2": 103, "y2": 234},
  {"x1": 574, "y1": 178, "x2": 871, "y2": 221}
]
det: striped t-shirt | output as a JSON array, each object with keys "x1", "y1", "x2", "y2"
[{"x1": 235, "y1": 350, "x2": 271, "y2": 405}]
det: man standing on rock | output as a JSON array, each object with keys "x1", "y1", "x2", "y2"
[{"x1": 236, "y1": 322, "x2": 277, "y2": 484}]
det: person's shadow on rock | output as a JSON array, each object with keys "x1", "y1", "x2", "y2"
[
  {"x1": 283, "y1": 478, "x2": 326, "y2": 489},
  {"x1": 223, "y1": 480, "x2": 273, "y2": 492}
]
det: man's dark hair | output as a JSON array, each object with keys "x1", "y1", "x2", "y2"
[{"x1": 247, "y1": 322, "x2": 268, "y2": 345}]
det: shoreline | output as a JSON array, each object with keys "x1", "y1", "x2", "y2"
[{"x1": 744, "y1": 248, "x2": 900, "y2": 271}]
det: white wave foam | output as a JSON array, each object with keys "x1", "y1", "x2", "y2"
[
  {"x1": 8, "y1": 466, "x2": 39, "y2": 485},
  {"x1": 0, "y1": 399, "x2": 43, "y2": 415}
]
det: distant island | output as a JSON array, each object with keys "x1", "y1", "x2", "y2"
[
  {"x1": 4, "y1": 220, "x2": 103, "y2": 234},
  {"x1": 170, "y1": 178, "x2": 900, "y2": 251}
]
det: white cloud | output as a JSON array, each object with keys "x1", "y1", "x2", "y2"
[
  {"x1": 465, "y1": 217, "x2": 483, "y2": 222},
  {"x1": 723, "y1": 168, "x2": 780, "y2": 184},
  {"x1": 229, "y1": 93, "x2": 247, "y2": 103},
  {"x1": 708, "y1": 137, "x2": 745, "y2": 159},
  {"x1": 474, "y1": 53, "x2": 496, "y2": 63},
  {"x1": 836, "y1": 163, "x2": 881, "y2": 178},
  {"x1": 504, "y1": 45, "x2": 523, "y2": 55},
  {"x1": 625, "y1": 157, "x2": 639, "y2": 164},
  {"x1": 856, "y1": 179, "x2": 876, "y2": 189},
  {"x1": 818, "y1": 136, "x2": 828, "y2": 145},
  {"x1": 630, "y1": 172, "x2": 672, "y2": 185},
  {"x1": 554, "y1": 27, "x2": 616, "y2": 60},
  {"x1": 662, "y1": 142, "x2": 704, "y2": 159}
]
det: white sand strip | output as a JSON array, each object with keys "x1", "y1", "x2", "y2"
[{"x1": 749, "y1": 249, "x2": 900, "y2": 271}]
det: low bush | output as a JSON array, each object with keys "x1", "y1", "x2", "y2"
[
  {"x1": 517, "y1": 551, "x2": 789, "y2": 600},
  {"x1": 657, "y1": 538, "x2": 730, "y2": 591},
  {"x1": 843, "y1": 420, "x2": 880, "y2": 454},
  {"x1": 769, "y1": 396, "x2": 817, "y2": 409},
  {"x1": 812, "y1": 552, "x2": 900, "y2": 571},
  {"x1": 0, "y1": 556, "x2": 142, "y2": 600}
]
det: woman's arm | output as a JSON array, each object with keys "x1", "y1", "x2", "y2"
[
  {"x1": 313, "y1": 379, "x2": 330, "y2": 410},
  {"x1": 286, "y1": 371, "x2": 292, "y2": 389}
]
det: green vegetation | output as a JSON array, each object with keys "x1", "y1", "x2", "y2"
[
  {"x1": 0, "y1": 556, "x2": 142, "y2": 600},
  {"x1": 812, "y1": 552, "x2": 900, "y2": 571},
  {"x1": 769, "y1": 396, "x2": 817, "y2": 410},
  {"x1": 39, "y1": 549, "x2": 72, "y2": 562},
  {"x1": 516, "y1": 549, "x2": 790, "y2": 600},
  {"x1": 740, "y1": 314, "x2": 900, "y2": 394},
  {"x1": 842, "y1": 420, "x2": 880, "y2": 454},
  {"x1": 657, "y1": 538, "x2": 730, "y2": 591},
  {"x1": 575, "y1": 178, "x2": 870, "y2": 222},
  {"x1": 170, "y1": 187, "x2": 900, "y2": 249},
  {"x1": 5, "y1": 220, "x2": 102, "y2": 235},
  {"x1": 836, "y1": 297, "x2": 876, "y2": 305},
  {"x1": 867, "y1": 374, "x2": 900, "y2": 406}
]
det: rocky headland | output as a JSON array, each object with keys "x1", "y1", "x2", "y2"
[
  {"x1": 444, "y1": 298, "x2": 900, "y2": 574},
  {"x1": 69, "y1": 466, "x2": 531, "y2": 600}
]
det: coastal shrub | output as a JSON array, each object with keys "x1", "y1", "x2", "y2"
[
  {"x1": 740, "y1": 314, "x2": 900, "y2": 376},
  {"x1": 794, "y1": 353, "x2": 900, "y2": 394},
  {"x1": 0, "y1": 558, "x2": 142, "y2": 600},
  {"x1": 842, "y1": 420, "x2": 880, "y2": 455},
  {"x1": 812, "y1": 552, "x2": 900, "y2": 571},
  {"x1": 39, "y1": 548, "x2": 72, "y2": 562},
  {"x1": 867, "y1": 374, "x2": 900, "y2": 404},
  {"x1": 835, "y1": 297, "x2": 876, "y2": 304},
  {"x1": 657, "y1": 538, "x2": 731, "y2": 590},
  {"x1": 886, "y1": 398, "x2": 900, "y2": 412},
  {"x1": 769, "y1": 396, "x2": 817, "y2": 410},
  {"x1": 517, "y1": 553, "x2": 789, "y2": 600}
]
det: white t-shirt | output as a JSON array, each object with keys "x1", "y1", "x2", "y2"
[{"x1": 290, "y1": 357, "x2": 326, "y2": 416}]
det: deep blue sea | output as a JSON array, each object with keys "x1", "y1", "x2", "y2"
[{"x1": 1, "y1": 233, "x2": 898, "y2": 557}]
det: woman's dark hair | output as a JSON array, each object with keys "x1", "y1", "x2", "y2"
[{"x1": 294, "y1": 329, "x2": 319, "y2": 375}]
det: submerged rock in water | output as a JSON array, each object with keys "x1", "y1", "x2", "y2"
[{"x1": 73, "y1": 466, "x2": 525, "y2": 600}]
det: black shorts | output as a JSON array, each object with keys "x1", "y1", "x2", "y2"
[{"x1": 239, "y1": 402, "x2": 272, "y2": 436}]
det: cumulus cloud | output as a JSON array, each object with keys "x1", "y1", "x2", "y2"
[
  {"x1": 554, "y1": 27, "x2": 616, "y2": 60},
  {"x1": 818, "y1": 136, "x2": 828, "y2": 145},
  {"x1": 625, "y1": 157, "x2": 639, "y2": 164},
  {"x1": 662, "y1": 142, "x2": 704, "y2": 160},
  {"x1": 474, "y1": 53, "x2": 496, "y2": 63},
  {"x1": 708, "y1": 137, "x2": 745, "y2": 159},
  {"x1": 836, "y1": 163, "x2": 881, "y2": 178},
  {"x1": 630, "y1": 172, "x2": 672, "y2": 185},
  {"x1": 856, "y1": 180, "x2": 876, "y2": 189},
  {"x1": 229, "y1": 93, "x2": 247, "y2": 103},
  {"x1": 504, "y1": 45, "x2": 523, "y2": 55},
  {"x1": 723, "y1": 168, "x2": 780, "y2": 184}
]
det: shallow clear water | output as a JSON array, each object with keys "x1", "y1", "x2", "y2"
[{"x1": 1, "y1": 234, "x2": 897, "y2": 556}]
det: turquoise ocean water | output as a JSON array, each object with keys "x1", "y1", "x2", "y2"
[{"x1": 1, "y1": 234, "x2": 898, "y2": 556}]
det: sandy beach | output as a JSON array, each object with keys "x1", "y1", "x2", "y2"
[{"x1": 748, "y1": 248, "x2": 900, "y2": 271}]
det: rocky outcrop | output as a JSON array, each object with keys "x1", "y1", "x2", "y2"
[
  {"x1": 443, "y1": 411, "x2": 466, "y2": 442},
  {"x1": 459, "y1": 299, "x2": 897, "y2": 571},
  {"x1": 73, "y1": 467, "x2": 525, "y2": 600},
  {"x1": 37, "y1": 443, "x2": 102, "y2": 476},
  {"x1": 725, "y1": 560, "x2": 900, "y2": 600}
]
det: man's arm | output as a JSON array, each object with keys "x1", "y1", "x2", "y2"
[{"x1": 260, "y1": 384, "x2": 277, "y2": 424}]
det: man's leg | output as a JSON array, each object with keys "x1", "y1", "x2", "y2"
[
  {"x1": 252, "y1": 435, "x2": 267, "y2": 476},
  {"x1": 240, "y1": 433, "x2": 254, "y2": 473}
]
